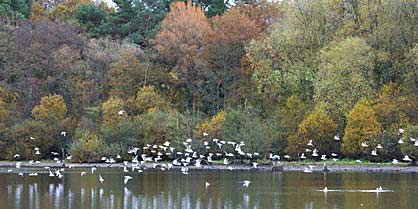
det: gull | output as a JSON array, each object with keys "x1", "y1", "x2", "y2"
[
  {"x1": 163, "y1": 141, "x2": 170, "y2": 147},
  {"x1": 124, "y1": 176, "x2": 133, "y2": 184},
  {"x1": 303, "y1": 167, "x2": 312, "y2": 173},
  {"x1": 7, "y1": 169, "x2": 13, "y2": 173},
  {"x1": 331, "y1": 153, "x2": 338, "y2": 157},
  {"x1": 81, "y1": 171, "x2": 86, "y2": 176},
  {"x1": 320, "y1": 187, "x2": 328, "y2": 193},
  {"x1": 392, "y1": 159, "x2": 399, "y2": 164},
  {"x1": 51, "y1": 152, "x2": 59, "y2": 156},
  {"x1": 312, "y1": 149, "x2": 319, "y2": 157},
  {"x1": 376, "y1": 186, "x2": 383, "y2": 192},
  {"x1": 66, "y1": 155, "x2": 72, "y2": 160},
  {"x1": 123, "y1": 167, "x2": 129, "y2": 172},
  {"x1": 13, "y1": 154, "x2": 20, "y2": 158},
  {"x1": 35, "y1": 150, "x2": 41, "y2": 155},
  {"x1": 398, "y1": 128, "x2": 404, "y2": 135},
  {"x1": 186, "y1": 138, "x2": 192, "y2": 143},
  {"x1": 203, "y1": 141, "x2": 209, "y2": 146},
  {"x1": 16, "y1": 162, "x2": 21, "y2": 168},
  {"x1": 307, "y1": 140, "x2": 313, "y2": 146},
  {"x1": 414, "y1": 140, "x2": 418, "y2": 147},
  {"x1": 321, "y1": 155, "x2": 327, "y2": 160},
  {"x1": 376, "y1": 144, "x2": 383, "y2": 149},
  {"x1": 242, "y1": 180, "x2": 251, "y2": 187},
  {"x1": 118, "y1": 110, "x2": 125, "y2": 116},
  {"x1": 411, "y1": 137, "x2": 416, "y2": 142},
  {"x1": 284, "y1": 155, "x2": 290, "y2": 159},
  {"x1": 252, "y1": 162, "x2": 258, "y2": 169},
  {"x1": 116, "y1": 154, "x2": 121, "y2": 159},
  {"x1": 99, "y1": 175, "x2": 104, "y2": 183},
  {"x1": 49, "y1": 170, "x2": 55, "y2": 177},
  {"x1": 402, "y1": 155, "x2": 412, "y2": 162},
  {"x1": 60, "y1": 131, "x2": 67, "y2": 137},
  {"x1": 227, "y1": 166, "x2": 233, "y2": 171},
  {"x1": 334, "y1": 135, "x2": 340, "y2": 141},
  {"x1": 355, "y1": 160, "x2": 362, "y2": 163},
  {"x1": 205, "y1": 181, "x2": 210, "y2": 189},
  {"x1": 195, "y1": 159, "x2": 202, "y2": 167},
  {"x1": 398, "y1": 138, "x2": 404, "y2": 144},
  {"x1": 269, "y1": 153, "x2": 280, "y2": 161},
  {"x1": 332, "y1": 158, "x2": 338, "y2": 162},
  {"x1": 300, "y1": 153, "x2": 306, "y2": 159},
  {"x1": 223, "y1": 158, "x2": 229, "y2": 165},
  {"x1": 361, "y1": 142, "x2": 369, "y2": 147},
  {"x1": 29, "y1": 173, "x2": 38, "y2": 176},
  {"x1": 18, "y1": 173, "x2": 23, "y2": 177},
  {"x1": 91, "y1": 167, "x2": 97, "y2": 174},
  {"x1": 371, "y1": 149, "x2": 378, "y2": 156},
  {"x1": 30, "y1": 137, "x2": 35, "y2": 140},
  {"x1": 203, "y1": 132, "x2": 208, "y2": 137}
]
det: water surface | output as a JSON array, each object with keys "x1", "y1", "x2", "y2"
[{"x1": 0, "y1": 168, "x2": 417, "y2": 209}]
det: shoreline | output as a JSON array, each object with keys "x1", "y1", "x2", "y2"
[{"x1": 0, "y1": 161, "x2": 417, "y2": 173}]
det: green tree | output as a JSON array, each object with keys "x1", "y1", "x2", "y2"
[
  {"x1": 400, "y1": 126, "x2": 418, "y2": 165},
  {"x1": 73, "y1": 3, "x2": 107, "y2": 35},
  {"x1": 315, "y1": 37, "x2": 374, "y2": 126}
]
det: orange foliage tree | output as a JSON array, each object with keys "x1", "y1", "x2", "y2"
[{"x1": 155, "y1": 0, "x2": 212, "y2": 111}]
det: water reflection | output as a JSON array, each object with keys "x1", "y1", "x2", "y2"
[{"x1": 0, "y1": 170, "x2": 417, "y2": 209}]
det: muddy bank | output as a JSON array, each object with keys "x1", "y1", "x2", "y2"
[{"x1": 0, "y1": 161, "x2": 417, "y2": 173}]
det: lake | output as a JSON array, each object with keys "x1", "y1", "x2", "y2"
[{"x1": 0, "y1": 168, "x2": 417, "y2": 209}]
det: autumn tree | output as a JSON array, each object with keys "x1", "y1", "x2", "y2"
[
  {"x1": 203, "y1": 8, "x2": 259, "y2": 112},
  {"x1": 127, "y1": 86, "x2": 170, "y2": 115},
  {"x1": 287, "y1": 107, "x2": 338, "y2": 157},
  {"x1": 155, "y1": 0, "x2": 212, "y2": 112},
  {"x1": 195, "y1": 110, "x2": 225, "y2": 140},
  {"x1": 101, "y1": 97, "x2": 126, "y2": 127},
  {"x1": 342, "y1": 99, "x2": 382, "y2": 158},
  {"x1": 32, "y1": 94, "x2": 67, "y2": 122}
]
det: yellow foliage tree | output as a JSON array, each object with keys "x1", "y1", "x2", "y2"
[
  {"x1": 32, "y1": 94, "x2": 67, "y2": 122},
  {"x1": 342, "y1": 99, "x2": 382, "y2": 157},
  {"x1": 287, "y1": 107, "x2": 337, "y2": 156},
  {"x1": 195, "y1": 111, "x2": 226, "y2": 139},
  {"x1": 127, "y1": 86, "x2": 170, "y2": 115},
  {"x1": 102, "y1": 97, "x2": 126, "y2": 127}
]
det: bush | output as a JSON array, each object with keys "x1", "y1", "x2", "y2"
[
  {"x1": 221, "y1": 109, "x2": 273, "y2": 157},
  {"x1": 342, "y1": 99, "x2": 382, "y2": 158},
  {"x1": 69, "y1": 129, "x2": 107, "y2": 162},
  {"x1": 400, "y1": 125, "x2": 418, "y2": 165},
  {"x1": 3, "y1": 120, "x2": 54, "y2": 160},
  {"x1": 287, "y1": 107, "x2": 338, "y2": 157},
  {"x1": 139, "y1": 111, "x2": 187, "y2": 146},
  {"x1": 195, "y1": 110, "x2": 225, "y2": 140}
]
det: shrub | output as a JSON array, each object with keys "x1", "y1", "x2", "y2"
[
  {"x1": 400, "y1": 125, "x2": 418, "y2": 165},
  {"x1": 69, "y1": 129, "x2": 106, "y2": 162},
  {"x1": 287, "y1": 107, "x2": 338, "y2": 157}
]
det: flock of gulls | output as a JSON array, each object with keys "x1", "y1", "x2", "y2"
[{"x1": 5, "y1": 127, "x2": 417, "y2": 193}]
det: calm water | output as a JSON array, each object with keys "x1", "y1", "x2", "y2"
[{"x1": 0, "y1": 168, "x2": 417, "y2": 209}]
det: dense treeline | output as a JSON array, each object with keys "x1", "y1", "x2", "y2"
[{"x1": 0, "y1": 0, "x2": 417, "y2": 163}]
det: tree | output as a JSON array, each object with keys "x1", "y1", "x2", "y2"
[
  {"x1": 315, "y1": 37, "x2": 374, "y2": 126},
  {"x1": 287, "y1": 107, "x2": 338, "y2": 157},
  {"x1": 203, "y1": 8, "x2": 259, "y2": 112},
  {"x1": 155, "y1": 0, "x2": 212, "y2": 112},
  {"x1": 196, "y1": 0, "x2": 229, "y2": 17},
  {"x1": 70, "y1": 129, "x2": 106, "y2": 162},
  {"x1": 32, "y1": 94, "x2": 67, "y2": 122},
  {"x1": 127, "y1": 85, "x2": 170, "y2": 115},
  {"x1": 73, "y1": 3, "x2": 107, "y2": 36},
  {"x1": 101, "y1": 97, "x2": 126, "y2": 127},
  {"x1": 342, "y1": 99, "x2": 382, "y2": 158},
  {"x1": 195, "y1": 110, "x2": 225, "y2": 140}
]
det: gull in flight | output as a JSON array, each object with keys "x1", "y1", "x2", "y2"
[
  {"x1": 205, "y1": 181, "x2": 210, "y2": 189},
  {"x1": 60, "y1": 131, "x2": 67, "y2": 137},
  {"x1": 402, "y1": 155, "x2": 412, "y2": 162},
  {"x1": 99, "y1": 175, "x2": 104, "y2": 183},
  {"x1": 124, "y1": 176, "x2": 133, "y2": 184},
  {"x1": 242, "y1": 180, "x2": 251, "y2": 187}
]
